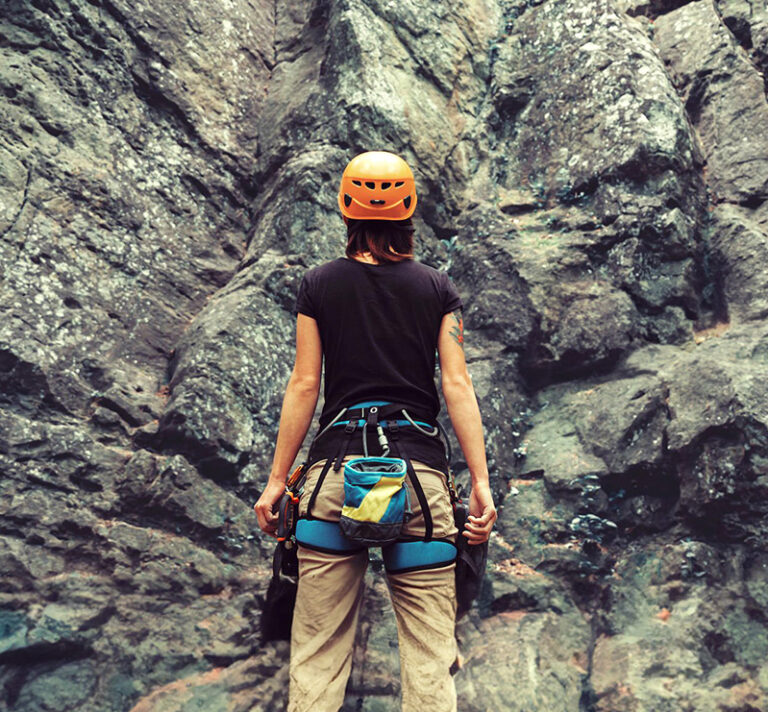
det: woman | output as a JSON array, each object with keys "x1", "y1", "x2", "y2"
[{"x1": 254, "y1": 150, "x2": 496, "y2": 712}]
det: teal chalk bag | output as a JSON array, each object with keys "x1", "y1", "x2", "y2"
[{"x1": 339, "y1": 457, "x2": 411, "y2": 546}]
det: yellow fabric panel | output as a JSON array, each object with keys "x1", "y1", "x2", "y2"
[{"x1": 341, "y1": 475, "x2": 405, "y2": 522}]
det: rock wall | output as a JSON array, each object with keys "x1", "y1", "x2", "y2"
[{"x1": 1, "y1": 0, "x2": 767, "y2": 710}]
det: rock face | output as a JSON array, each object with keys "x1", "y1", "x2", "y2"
[{"x1": 1, "y1": 0, "x2": 768, "y2": 710}]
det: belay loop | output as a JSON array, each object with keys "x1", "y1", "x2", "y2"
[{"x1": 362, "y1": 405, "x2": 390, "y2": 458}]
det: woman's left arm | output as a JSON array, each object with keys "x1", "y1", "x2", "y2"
[{"x1": 254, "y1": 313, "x2": 322, "y2": 536}]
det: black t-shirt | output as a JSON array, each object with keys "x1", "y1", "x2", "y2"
[{"x1": 295, "y1": 257, "x2": 462, "y2": 471}]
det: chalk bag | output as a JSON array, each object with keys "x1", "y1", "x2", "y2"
[{"x1": 339, "y1": 457, "x2": 410, "y2": 546}]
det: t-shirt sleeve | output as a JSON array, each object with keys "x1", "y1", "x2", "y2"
[
  {"x1": 295, "y1": 273, "x2": 316, "y2": 318},
  {"x1": 441, "y1": 272, "x2": 463, "y2": 315}
]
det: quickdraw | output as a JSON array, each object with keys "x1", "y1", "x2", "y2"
[{"x1": 273, "y1": 463, "x2": 306, "y2": 542}]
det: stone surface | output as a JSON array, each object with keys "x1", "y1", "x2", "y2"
[
  {"x1": 654, "y1": 0, "x2": 768, "y2": 205},
  {"x1": 2, "y1": 0, "x2": 768, "y2": 710}
]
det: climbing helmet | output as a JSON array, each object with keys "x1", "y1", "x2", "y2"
[{"x1": 338, "y1": 150, "x2": 417, "y2": 221}]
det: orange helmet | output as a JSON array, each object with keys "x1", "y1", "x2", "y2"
[{"x1": 338, "y1": 151, "x2": 417, "y2": 221}]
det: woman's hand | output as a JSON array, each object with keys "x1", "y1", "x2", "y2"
[
  {"x1": 254, "y1": 480, "x2": 286, "y2": 537},
  {"x1": 463, "y1": 484, "x2": 496, "y2": 546}
]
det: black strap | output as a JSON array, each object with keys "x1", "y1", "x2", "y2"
[
  {"x1": 378, "y1": 403, "x2": 410, "y2": 420},
  {"x1": 306, "y1": 421, "x2": 356, "y2": 519},
  {"x1": 388, "y1": 423, "x2": 433, "y2": 542},
  {"x1": 304, "y1": 456, "x2": 334, "y2": 520},
  {"x1": 333, "y1": 420, "x2": 358, "y2": 471}
]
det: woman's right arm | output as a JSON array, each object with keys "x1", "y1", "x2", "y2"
[
  {"x1": 438, "y1": 309, "x2": 497, "y2": 544},
  {"x1": 253, "y1": 313, "x2": 322, "y2": 536}
]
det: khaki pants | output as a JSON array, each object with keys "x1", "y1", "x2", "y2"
[{"x1": 288, "y1": 456, "x2": 459, "y2": 712}]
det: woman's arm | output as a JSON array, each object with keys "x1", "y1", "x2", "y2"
[
  {"x1": 438, "y1": 309, "x2": 497, "y2": 544},
  {"x1": 254, "y1": 313, "x2": 322, "y2": 536}
]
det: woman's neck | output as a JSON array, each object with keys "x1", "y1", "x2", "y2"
[
  {"x1": 350, "y1": 252, "x2": 378, "y2": 264},
  {"x1": 348, "y1": 251, "x2": 413, "y2": 265}
]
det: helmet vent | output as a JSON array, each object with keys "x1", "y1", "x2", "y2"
[
  {"x1": 395, "y1": 181, "x2": 404, "y2": 187},
  {"x1": 370, "y1": 199, "x2": 385, "y2": 205},
  {"x1": 352, "y1": 180, "x2": 362, "y2": 186},
  {"x1": 344, "y1": 194, "x2": 352, "y2": 207},
  {"x1": 381, "y1": 182, "x2": 391, "y2": 190},
  {"x1": 403, "y1": 195, "x2": 411, "y2": 209},
  {"x1": 365, "y1": 181, "x2": 375, "y2": 189}
]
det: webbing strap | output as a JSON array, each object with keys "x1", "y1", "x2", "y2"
[
  {"x1": 388, "y1": 430, "x2": 433, "y2": 542},
  {"x1": 333, "y1": 420, "x2": 357, "y2": 471},
  {"x1": 404, "y1": 451, "x2": 433, "y2": 542},
  {"x1": 304, "y1": 456, "x2": 334, "y2": 520},
  {"x1": 307, "y1": 419, "x2": 358, "y2": 519}
]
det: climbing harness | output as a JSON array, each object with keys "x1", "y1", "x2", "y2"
[
  {"x1": 294, "y1": 401, "x2": 459, "y2": 573},
  {"x1": 262, "y1": 399, "x2": 487, "y2": 627}
]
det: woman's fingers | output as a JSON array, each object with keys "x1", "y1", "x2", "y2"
[
  {"x1": 469, "y1": 509, "x2": 495, "y2": 525},
  {"x1": 463, "y1": 522, "x2": 492, "y2": 537},
  {"x1": 254, "y1": 480, "x2": 289, "y2": 537},
  {"x1": 462, "y1": 506, "x2": 497, "y2": 545},
  {"x1": 253, "y1": 501, "x2": 280, "y2": 536},
  {"x1": 462, "y1": 530, "x2": 489, "y2": 545},
  {"x1": 467, "y1": 508, "x2": 496, "y2": 530}
]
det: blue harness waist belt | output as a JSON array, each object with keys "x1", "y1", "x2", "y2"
[
  {"x1": 332, "y1": 418, "x2": 434, "y2": 429},
  {"x1": 330, "y1": 401, "x2": 434, "y2": 431},
  {"x1": 295, "y1": 519, "x2": 457, "y2": 572}
]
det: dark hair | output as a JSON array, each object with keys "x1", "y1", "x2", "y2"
[{"x1": 345, "y1": 218, "x2": 415, "y2": 263}]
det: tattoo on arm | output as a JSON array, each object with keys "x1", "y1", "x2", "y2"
[{"x1": 449, "y1": 309, "x2": 464, "y2": 348}]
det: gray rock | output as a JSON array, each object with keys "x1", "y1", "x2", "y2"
[
  {"x1": 654, "y1": 0, "x2": 768, "y2": 204},
  {"x1": 3, "y1": 0, "x2": 768, "y2": 709},
  {"x1": 715, "y1": 0, "x2": 768, "y2": 91},
  {"x1": 455, "y1": 606, "x2": 591, "y2": 712},
  {"x1": 709, "y1": 202, "x2": 768, "y2": 322},
  {"x1": 591, "y1": 537, "x2": 768, "y2": 711}
]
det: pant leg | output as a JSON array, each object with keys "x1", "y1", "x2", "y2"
[
  {"x1": 387, "y1": 563, "x2": 458, "y2": 712},
  {"x1": 289, "y1": 458, "x2": 369, "y2": 712},
  {"x1": 288, "y1": 545, "x2": 368, "y2": 712},
  {"x1": 387, "y1": 459, "x2": 459, "y2": 712}
]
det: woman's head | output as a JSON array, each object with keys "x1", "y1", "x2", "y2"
[
  {"x1": 338, "y1": 151, "x2": 417, "y2": 222},
  {"x1": 338, "y1": 150, "x2": 418, "y2": 263},
  {"x1": 345, "y1": 217, "x2": 415, "y2": 263}
]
